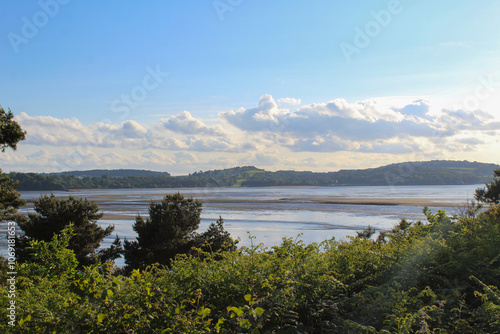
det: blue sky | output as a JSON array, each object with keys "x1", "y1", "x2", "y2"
[{"x1": 1, "y1": 0, "x2": 500, "y2": 174}]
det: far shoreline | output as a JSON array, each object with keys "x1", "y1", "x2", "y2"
[{"x1": 19, "y1": 182, "x2": 485, "y2": 193}]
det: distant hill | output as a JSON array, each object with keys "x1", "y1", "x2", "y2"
[
  {"x1": 10, "y1": 160, "x2": 500, "y2": 191},
  {"x1": 240, "y1": 160, "x2": 500, "y2": 187},
  {"x1": 48, "y1": 169, "x2": 171, "y2": 178},
  {"x1": 332, "y1": 160, "x2": 500, "y2": 186}
]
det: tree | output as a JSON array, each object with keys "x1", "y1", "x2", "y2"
[
  {"x1": 0, "y1": 172, "x2": 26, "y2": 222},
  {"x1": 475, "y1": 169, "x2": 500, "y2": 204},
  {"x1": 355, "y1": 225, "x2": 377, "y2": 239},
  {"x1": 17, "y1": 194, "x2": 119, "y2": 266},
  {"x1": 124, "y1": 193, "x2": 236, "y2": 271},
  {"x1": 124, "y1": 193, "x2": 202, "y2": 270},
  {"x1": 0, "y1": 106, "x2": 26, "y2": 221},
  {"x1": 195, "y1": 216, "x2": 238, "y2": 253},
  {"x1": 0, "y1": 106, "x2": 26, "y2": 152}
]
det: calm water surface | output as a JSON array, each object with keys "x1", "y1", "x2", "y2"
[{"x1": 14, "y1": 185, "x2": 481, "y2": 251}]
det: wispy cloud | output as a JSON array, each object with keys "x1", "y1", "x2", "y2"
[
  {"x1": 17, "y1": 112, "x2": 95, "y2": 146},
  {"x1": 278, "y1": 97, "x2": 301, "y2": 105}
]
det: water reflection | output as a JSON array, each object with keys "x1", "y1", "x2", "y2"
[{"x1": 6, "y1": 185, "x2": 480, "y2": 264}]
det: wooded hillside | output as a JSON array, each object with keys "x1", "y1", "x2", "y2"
[{"x1": 10, "y1": 160, "x2": 500, "y2": 190}]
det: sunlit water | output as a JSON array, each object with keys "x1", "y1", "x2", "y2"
[{"x1": 2, "y1": 185, "x2": 482, "y2": 265}]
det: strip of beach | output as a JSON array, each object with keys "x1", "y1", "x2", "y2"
[{"x1": 20, "y1": 189, "x2": 479, "y2": 220}]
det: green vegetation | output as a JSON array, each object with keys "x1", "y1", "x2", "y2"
[
  {"x1": 1, "y1": 109, "x2": 499, "y2": 332},
  {"x1": 123, "y1": 193, "x2": 237, "y2": 272},
  {"x1": 242, "y1": 160, "x2": 499, "y2": 187},
  {"x1": 16, "y1": 194, "x2": 120, "y2": 266},
  {"x1": 0, "y1": 106, "x2": 26, "y2": 221},
  {"x1": 2, "y1": 199, "x2": 500, "y2": 332},
  {"x1": 0, "y1": 170, "x2": 498, "y2": 332},
  {"x1": 10, "y1": 173, "x2": 175, "y2": 191},
  {"x1": 0, "y1": 173, "x2": 26, "y2": 222},
  {"x1": 53, "y1": 169, "x2": 171, "y2": 178},
  {"x1": 10, "y1": 166, "x2": 263, "y2": 190},
  {"x1": 475, "y1": 169, "x2": 500, "y2": 204},
  {"x1": 0, "y1": 106, "x2": 26, "y2": 152},
  {"x1": 10, "y1": 161, "x2": 500, "y2": 191}
]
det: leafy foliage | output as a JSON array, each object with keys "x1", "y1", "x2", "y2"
[
  {"x1": 194, "y1": 216, "x2": 238, "y2": 254},
  {"x1": 18, "y1": 224, "x2": 78, "y2": 280},
  {"x1": 475, "y1": 168, "x2": 500, "y2": 204},
  {"x1": 242, "y1": 160, "x2": 499, "y2": 187},
  {"x1": 16, "y1": 194, "x2": 118, "y2": 266},
  {"x1": 0, "y1": 107, "x2": 26, "y2": 221},
  {"x1": 2, "y1": 171, "x2": 500, "y2": 332},
  {"x1": 124, "y1": 193, "x2": 202, "y2": 270},
  {"x1": 124, "y1": 193, "x2": 236, "y2": 272},
  {"x1": 0, "y1": 106, "x2": 26, "y2": 152},
  {"x1": 1, "y1": 202, "x2": 500, "y2": 333},
  {"x1": 10, "y1": 166, "x2": 262, "y2": 190},
  {"x1": 0, "y1": 171, "x2": 26, "y2": 222},
  {"x1": 10, "y1": 160, "x2": 500, "y2": 190},
  {"x1": 53, "y1": 169, "x2": 171, "y2": 178}
]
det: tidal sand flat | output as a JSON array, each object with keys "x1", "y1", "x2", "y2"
[{"x1": 15, "y1": 184, "x2": 481, "y2": 252}]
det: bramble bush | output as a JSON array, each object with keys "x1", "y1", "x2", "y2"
[{"x1": 1, "y1": 198, "x2": 499, "y2": 332}]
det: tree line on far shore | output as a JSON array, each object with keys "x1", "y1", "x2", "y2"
[{"x1": 9, "y1": 159, "x2": 500, "y2": 191}]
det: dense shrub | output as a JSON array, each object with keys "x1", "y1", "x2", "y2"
[{"x1": 1, "y1": 204, "x2": 499, "y2": 333}]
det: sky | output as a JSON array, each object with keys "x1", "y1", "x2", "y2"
[{"x1": 1, "y1": 0, "x2": 500, "y2": 175}]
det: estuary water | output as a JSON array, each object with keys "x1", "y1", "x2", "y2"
[{"x1": 14, "y1": 184, "x2": 481, "y2": 252}]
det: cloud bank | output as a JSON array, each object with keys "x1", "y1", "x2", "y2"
[
  {"x1": 6, "y1": 95, "x2": 499, "y2": 173},
  {"x1": 220, "y1": 95, "x2": 498, "y2": 154}
]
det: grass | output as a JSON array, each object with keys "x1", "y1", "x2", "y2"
[{"x1": 233, "y1": 170, "x2": 266, "y2": 187}]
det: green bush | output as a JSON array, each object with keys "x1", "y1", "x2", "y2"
[{"x1": 2, "y1": 203, "x2": 499, "y2": 333}]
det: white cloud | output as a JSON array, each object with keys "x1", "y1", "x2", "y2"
[
  {"x1": 253, "y1": 152, "x2": 298, "y2": 167},
  {"x1": 174, "y1": 151, "x2": 198, "y2": 164},
  {"x1": 394, "y1": 100, "x2": 430, "y2": 118},
  {"x1": 7, "y1": 94, "x2": 499, "y2": 173},
  {"x1": 149, "y1": 136, "x2": 189, "y2": 150},
  {"x1": 161, "y1": 111, "x2": 225, "y2": 137},
  {"x1": 15, "y1": 111, "x2": 241, "y2": 153},
  {"x1": 185, "y1": 137, "x2": 234, "y2": 152},
  {"x1": 220, "y1": 94, "x2": 291, "y2": 132},
  {"x1": 438, "y1": 108, "x2": 496, "y2": 131},
  {"x1": 220, "y1": 94, "x2": 500, "y2": 155},
  {"x1": 96, "y1": 120, "x2": 148, "y2": 139},
  {"x1": 286, "y1": 136, "x2": 355, "y2": 152},
  {"x1": 139, "y1": 151, "x2": 175, "y2": 165},
  {"x1": 278, "y1": 97, "x2": 301, "y2": 105},
  {"x1": 17, "y1": 113, "x2": 152, "y2": 149},
  {"x1": 55, "y1": 150, "x2": 101, "y2": 170},
  {"x1": 27, "y1": 149, "x2": 51, "y2": 159},
  {"x1": 221, "y1": 95, "x2": 439, "y2": 142},
  {"x1": 17, "y1": 112, "x2": 95, "y2": 146}
]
